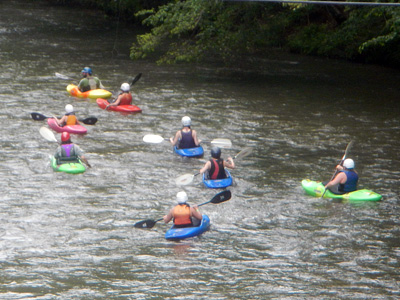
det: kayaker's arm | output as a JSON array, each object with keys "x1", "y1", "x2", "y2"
[
  {"x1": 106, "y1": 95, "x2": 122, "y2": 109},
  {"x1": 163, "y1": 210, "x2": 173, "y2": 223},
  {"x1": 191, "y1": 206, "x2": 202, "y2": 220},
  {"x1": 170, "y1": 131, "x2": 181, "y2": 146},
  {"x1": 192, "y1": 130, "x2": 201, "y2": 146},
  {"x1": 325, "y1": 172, "x2": 346, "y2": 189},
  {"x1": 199, "y1": 161, "x2": 211, "y2": 175},
  {"x1": 80, "y1": 155, "x2": 91, "y2": 168},
  {"x1": 224, "y1": 157, "x2": 235, "y2": 169}
]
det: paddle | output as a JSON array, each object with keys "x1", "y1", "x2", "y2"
[
  {"x1": 40, "y1": 126, "x2": 58, "y2": 143},
  {"x1": 175, "y1": 147, "x2": 253, "y2": 186},
  {"x1": 31, "y1": 112, "x2": 98, "y2": 125},
  {"x1": 55, "y1": 72, "x2": 74, "y2": 80},
  {"x1": 39, "y1": 126, "x2": 92, "y2": 168},
  {"x1": 129, "y1": 73, "x2": 142, "y2": 86},
  {"x1": 321, "y1": 141, "x2": 353, "y2": 198},
  {"x1": 142, "y1": 134, "x2": 232, "y2": 149},
  {"x1": 134, "y1": 190, "x2": 232, "y2": 229}
]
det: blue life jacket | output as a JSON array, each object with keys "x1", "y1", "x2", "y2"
[
  {"x1": 178, "y1": 129, "x2": 196, "y2": 149},
  {"x1": 339, "y1": 170, "x2": 358, "y2": 193}
]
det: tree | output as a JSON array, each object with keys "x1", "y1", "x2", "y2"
[{"x1": 130, "y1": 0, "x2": 288, "y2": 64}]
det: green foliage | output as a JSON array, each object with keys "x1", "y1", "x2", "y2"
[
  {"x1": 48, "y1": 0, "x2": 400, "y2": 67},
  {"x1": 130, "y1": 0, "x2": 289, "y2": 64},
  {"x1": 286, "y1": 5, "x2": 400, "y2": 66}
]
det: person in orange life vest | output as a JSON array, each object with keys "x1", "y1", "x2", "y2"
[
  {"x1": 54, "y1": 132, "x2": 91, "y2": 168},
  {"x1": 163, "y1": 191, "x2": 202, "y2": 228},
  {"x1": 106, "y1": 82, "x2": 132, "y2": 109},
  {"x1": 199, "y1": 147, "x2": 235, "y2": 180},
  {"x1": 54, "y1": 104, "x2": 80, "y2": 127},
  {"x1": 324, "y1": 158, "x2": 358, "y2": 194},
  {"x1": 170, "y1": 116, "x2": 201, "y2": 149}
]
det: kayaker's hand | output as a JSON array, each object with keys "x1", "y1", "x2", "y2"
[
  {"x1": 169, "y1": 137, "x2": 173, "y2": 144},
  {"x1": 105, "y1": 105, "x2": 110, "y2": 110},
  {"x1": 336, "y1": 165, "x2": 344, "y2": 171}
]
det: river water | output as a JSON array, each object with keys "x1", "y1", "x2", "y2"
[{"x1": 1, "y1": 0, "x2": 399, "y2": 299}]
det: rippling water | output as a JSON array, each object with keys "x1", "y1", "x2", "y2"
[{"x1": 1, "y1": 0, "x2": 399, "y2": 299}]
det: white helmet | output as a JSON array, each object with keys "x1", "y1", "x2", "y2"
[
  {"x1": 176, "y1": 191, "x2": 188, "y2": 204},
  {"x1": 121, "y1": 83, "x2": 130, "y2": 92},
  {"x1": 181, "y1": 116, "x2": 191, "y2": 127},
  {"x1": 343, "y1": 158, "x2": 355, "y2": 169},
  {"x1": 65, "y1": 104, "x2": 74, "y2": 113}
]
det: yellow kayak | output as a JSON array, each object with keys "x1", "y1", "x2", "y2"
[{"x1": 67, "y1": 84, "x2": 112, "y2": 99}]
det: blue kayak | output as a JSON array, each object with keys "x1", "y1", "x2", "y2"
[
  {"x1": 202, "y1": 169, "x2": 233, "y2": 189},
  {"x1": 174, "y1": 146, "x2": 204, "y2": 158},
  {"x1": 165, "y1": 215, "x2": 210, "y2": 240}
]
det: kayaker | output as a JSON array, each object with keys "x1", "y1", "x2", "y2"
[
  {"x1": 54, "y1": 132, "x2": 91, "y2": 168},
  {"x1": 54, "y1": 104, "x2": 80, "y2": 127},
  {"x1": 170, "y1": 116, "x2": 201, "y2": 149},
  {"x1": 200, "y1": 147, "x2": 235, "y2": 179},
  {"x1": 163, "y1": 191, "x2": 202, "y2": 228},
  {"x1": 78, "y1": 66, "x2": 104, "y2": 92},
  {"x1": 324, "y1": 158, "x2": 358, "y2": 194},
  {"x1": 106, "y1": 82, "x2": 132, "y2": 109}
]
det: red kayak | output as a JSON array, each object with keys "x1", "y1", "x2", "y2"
[
  {"x1": 96, "y1": 98, "x2": 142, "y2": 113},
  {"x1": 47, "y1": 118, "x2": 87, "y2": 134}
]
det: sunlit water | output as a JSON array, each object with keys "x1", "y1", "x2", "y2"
[{"x1": 0, "y1": 0, "x2": 399, "y2": 299}]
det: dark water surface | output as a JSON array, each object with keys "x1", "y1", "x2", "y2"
[{"x1": 1, "y1": 0, "x2": 399, "y2": 299}]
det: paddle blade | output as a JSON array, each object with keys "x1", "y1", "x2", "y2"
[
  {"x1": 234, "y1": 147, "x2": 253, "y2": 160},
  {"x1": 80, "y1": 117, "x2": 98, "y2": 125},
  {"x1": 143, "y1": 134, "x2": 165, "y2": 144},
  {"x1": 55, "y1": 72, "x2": 71, "y2": 80},
  {"x1": 198, "y1": 190, "x2": 232, "y2": 207},
  {"x1": 31, "y1": 112, "x2": 48, "y2": 121},
  {"x1": 134, "y1": 219, "x2": 158, "y2": 229},
  {"x1": 130, "y1": 73, "x2": 142, "y2": 86},
  {"x1": 39, "y1": 126, "x2": 57, "y2": 143},
  {"x1": 341, "y1": 141, "x2": 354, "y2": 164},
  {"x1": 211, "y1": 138, "x2": 232, "y2": 149},
  {"x1": 175, "y1": 173, "x2": 195, "y2": 186},
  {"x1": 211, "y1": 190, "x2": 232, "y2": 204}
]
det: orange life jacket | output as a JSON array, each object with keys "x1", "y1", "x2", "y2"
[
  {"x1": 172, "y1": 204, "x2": 192, "y2": 226},
  {"x1": 119, "y1": 93, "x2": 132, "y2": 105},
  {"x1": 66, "y1": 115, "x2": 78, "y2": 125}
]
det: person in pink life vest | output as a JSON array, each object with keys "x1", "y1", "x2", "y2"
[{"x1": 199, "y1": 146, "x2": 235, "y2": 180}]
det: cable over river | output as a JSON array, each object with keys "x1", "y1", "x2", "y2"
[{"x1": 0, "y1": 0, "x2": 399, "y2": 299}]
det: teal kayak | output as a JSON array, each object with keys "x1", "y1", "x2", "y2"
[
  {"x1": 202, "y1": 169, "x2": 233, "y2": 189},
  {"x1": 51, "y1": 156, "x2": 86, "y2": 174},
  {"x1": 174, "y1": 146, "x2": 204, "y2": 158},
  {"x1": 165, "y1": 215, "x2": 210, "y2": 240},
  {"x1": 301, "y1": 179, "x2": 382, "y2": 202}
]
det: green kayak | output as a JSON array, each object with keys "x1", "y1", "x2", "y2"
[
  {"x1": 51, "y1": 156, "x2": 86, "y2": 174},
  {"x1": 301, "y1": 179, "x2": 382, "y2": 202}
]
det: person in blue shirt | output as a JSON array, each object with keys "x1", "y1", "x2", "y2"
[{"x1": 324, "y1": 158, "x2": 358, "y2": 194}]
